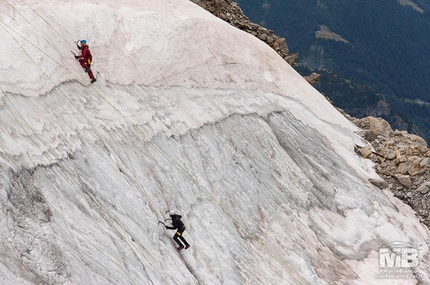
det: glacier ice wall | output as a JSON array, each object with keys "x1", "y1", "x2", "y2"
[{"x1": 0, "y1": 0, "x2": 429, "y2": 284}]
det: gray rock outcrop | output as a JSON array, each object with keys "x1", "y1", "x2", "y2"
[{"x1": 352, "y1": 116, "x2": 430, "y2": 228}]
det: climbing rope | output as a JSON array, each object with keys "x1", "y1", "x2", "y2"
[
  {"x1": 0, "y1": 85, "x2": 179, "y2": 285},
  {"x1": 0, "y1": 140, "x2": 139, "y2": 285},
  {"x1": 3, "y1": 2, "x2": 312, "y2": 283},
  {"x1": 0, "y1": 20, "x2": 179, "y2": 284}
]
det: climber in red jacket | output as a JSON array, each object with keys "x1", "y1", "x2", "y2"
[{"x1": 74, "y1": 40, "x2": 96, "y2": 84}]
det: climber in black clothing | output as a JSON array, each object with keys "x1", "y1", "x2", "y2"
[{"x1": 164, "y1": 211, "x2": 190, "y2": 250}]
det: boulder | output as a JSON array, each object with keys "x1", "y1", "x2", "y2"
[
  {"x1": 383, "y1": 150, "x2": 396, "y2": 160},
  {"x1": 395, "y1": 174, "x2": 412, "y2": 188},
  {"x1": 420, "y1": 158, "x2": 430, "y2": 167},
  {"x1": 354, "y1": 145, "x2": 373, "y2": 158},
  {"x1": 284, "y1": 53, "x2": 299, "y2": 65},
  {"x1": 364, "y1": 130, "x2": 378, "y2": 142},
  {"x1": 406, "y1": 134, "x2": 427, "y2": 148},
  {"x1": 408, "y1": 159, "x2": 427, "y2": 176},
  {"x1": 303, "y1": 73, "x2": 321, "y2": 86},
  {"x1": 396, "y1": 161, "x2": 412, "y2": 175},
  {"x1": 395, "y1": 155, "x2": 407, "y2": 166},
  {"x1": 416, "y1": 182, "x2": 430, "y2": 194},
  {"x1": 369, "y1": 179, "x2": 388, "y2": 189},
  {"x1": 356, "y1": 116, "x2": 393, "y2": 137}
]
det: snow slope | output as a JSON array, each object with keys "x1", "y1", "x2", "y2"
[{"x1": 0, "y1": 0, "x2": 428, "y2": 284}]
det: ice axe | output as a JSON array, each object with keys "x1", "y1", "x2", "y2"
[{"x1": 158, "y1": 218, "x2": 173, "y2": 226}]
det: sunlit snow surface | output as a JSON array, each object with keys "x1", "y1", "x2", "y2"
[{"x1": 0, "y1": 0, "x2": 429, "y2": 284}]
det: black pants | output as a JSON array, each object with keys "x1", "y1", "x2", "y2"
[{"x1": 173, "y1": 226, "x2": 189, "y2": 246}]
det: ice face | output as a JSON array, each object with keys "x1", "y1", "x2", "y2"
[{"x1": 0, "y1": 1, "x2": 428, "y2": 284}]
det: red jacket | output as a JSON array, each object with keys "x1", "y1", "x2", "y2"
[{"x1": 78, "y1": 44, "x2": 92, "y2": 63}]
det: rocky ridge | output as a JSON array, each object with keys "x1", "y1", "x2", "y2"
[{"x1": 351, "y1": 115, "x2": 430, "y2": 228}]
